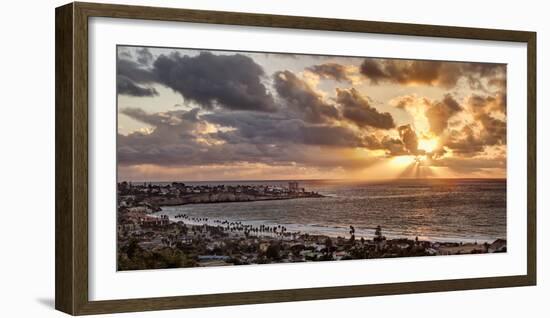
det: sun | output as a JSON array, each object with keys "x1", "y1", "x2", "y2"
[{"x1": 418, "y1": 138, "x2": 438, "y2": 153}]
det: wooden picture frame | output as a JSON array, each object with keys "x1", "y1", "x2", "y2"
[{"x1": 55, "y1": 2, "x2": 536, "y2": 315}]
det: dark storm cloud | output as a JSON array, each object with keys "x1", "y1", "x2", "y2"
[
  {"x1": 118, "y1": 108, "x2": 201, "y2": 165},
  {"x1": 203, "y1": 111, "x2": 300, "y2": 145},
  {"x1": 335, "y1": 88, "x2": 395, "y2": 129},
  {"x1": 119, "y1": 107, "x2": 385, "y2": 168},
  {"x1": 372, "y1": 125, "x2": 430, "y2": 157},
  {"x1": 301, "y1": 126, "x2": 379, "y2": 148},
  {"x1": 136, "y1": 47, "x2": 154, "y2": 65},
  {"x1": 205, "y1": 107, "x2": 429, "y2": 159},
  {"x1": 117, "y1": 48, "x2": 507, "y2": 175},
  {"x1": 205, "y1": 110, "x2": 380, "y2": 149},
  {"x1": 117, "y1": 75, "x2": 158, "y2": 97},
  {"x1": 359, "y1": 58, "x2": 505, "y2": 89},
  {"x1": 425, "y1": 94, "x2": 462, "y2": 135},
  {"x1": 118, "y1": 108, "x2": 284, "y2": 167},
  {"x1": 118, "y1": 50, "x2": 132, "y2": 59},
  {"x1": 359, "y1": 59, "x2": 387, "y2": 84},
  {"x1": 120, "y1": 107, "x2": 193, "y2": 127},
  {"x1": 306, "y1": 63, "x2": 351, "y2": 82},
  {"x1": 397, "y1": 124, "x2": 420, "y2": 155},
  {"x1": 153, "y1": 52, "x2": 277, "y2": 112},
  {"x1": 273, "y1": 70, "x2": 340, "y2": 123},
  {"x1": 117, "y1": 57, "x2": 159, "y2": 97},
  {"x1": 117, "y1": 51, "x2": 277, "y2": 112},
  {"x1": 360, "y1": 59, "x2": 460, "y2": 88},
  {"x1": 117, "y1": 58, "x2": 157, "y2": 83}
]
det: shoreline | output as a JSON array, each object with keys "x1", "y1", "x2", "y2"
[
  {"x1": 156, "y1": 208, "x2": 500, "y2": 244},
  {"x1": 117, "y1": 209, "x2": 507, "y2": 270}
]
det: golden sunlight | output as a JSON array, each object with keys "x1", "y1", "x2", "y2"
[
  {"x1": 391, "y1": 155, "x2": 416, "y2": 167},
  {"x1": 415, "y1": 155, "x2": 427, "y2": 163},
  {"x1": 418, "y1": 138, "x2": 438, "y2": 153}
]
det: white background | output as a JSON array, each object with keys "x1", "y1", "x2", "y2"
[{"x1": 0, "y1": 0, "x2": 548, "y2": 317}]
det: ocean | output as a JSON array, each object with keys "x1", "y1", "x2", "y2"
[{"x1": 158, "y1": 178, "x2": 506, "y2": 243}]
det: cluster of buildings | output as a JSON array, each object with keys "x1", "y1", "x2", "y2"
[
  {"x1": 117, "y1": 181, "x2": 320, "y2": 209},
  {"x1": 116, "y1": 181, "x2": 507, "y2": 270},
  {"x1": 117, "y1": 206, "x2": 507, "y2": 270},
  {"x1": 118, "y1": 181, "x2": 307, "y2": 197}
]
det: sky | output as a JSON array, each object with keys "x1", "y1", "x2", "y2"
[{"x1": 117, "y1": 46, "x2": 507, "y2": 182}]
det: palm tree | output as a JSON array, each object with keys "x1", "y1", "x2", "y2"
[
  {"x1": 325, "y1": 237, "x2": 333, "y2": 255},
  {"x1": 375, "y1": 225, "x2": 382, "y2": 238}
]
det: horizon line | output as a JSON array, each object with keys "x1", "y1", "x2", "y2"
[{"x1": 117, "y1": 177, "x2": 507, "y2": 183}]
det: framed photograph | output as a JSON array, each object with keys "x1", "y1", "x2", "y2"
[{"x1": 55, "y1": 2, "x2": 536, "y2": 315}]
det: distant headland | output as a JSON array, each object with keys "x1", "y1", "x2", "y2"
[{"x1": 117, "y1": 181, "x2": 324, "y2": 211}]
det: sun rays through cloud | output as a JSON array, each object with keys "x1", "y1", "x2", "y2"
[{"x1": 117, "y1": 46, "x2": 506, "y2": 181}]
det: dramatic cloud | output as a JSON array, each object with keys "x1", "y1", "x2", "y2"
[
  {"x1": 136, "y1": 47, "x2": 154, "y2": 66},
  {"x1": 476, "y1": 113, "x2": 506, "y2": 146},
  {"x1": 202, "y1": 111, "x2": 297, "y2": 145},
  {"x1": 117, "y1": 46, "x2": 508, "y2": 179},
  {"x1": 273, "y1": 70, "x2": 340, "y2": 123},
  {"x1": 117, "y1": 75, "x2": 158, "y2": 97},
  {"x1": 153, "y1": 52, "x2": 277, "y2": 112},
  {"x1": 392, "y1": 92, "x2": 506, "y2": 158},
  {"x1": 301, "y1": 126, "x2": 380, "y2": 148},
  {"x1": 118, "y1": 108, "x2": 293, "y2": 167},
  {"x1": 360, "y1": 58, "x2": 505, "y2": 90},
  {"x1": 444, "y1": 125, "x2": 486, "y2": 157},
  {"x1": 117, "y1": 58, "x2": 159, "y2": 97},
  {"x1": 335, "y1": 88, "x2": 395, "y2": 129},
  {"x1": 441, "y1": 93, "x2": 507, "y2": 156},
  {"x1": 118, "y1": 108, "x2": 201, "y2": 166},
  {"x1": 306, "y1": 63, "x2": 352, "y2": 82},
  {"x1": 119, "y1": 107, "x2": 385, "y2": 170},
  {"x1": 397, "y1": 124, "x2": 420, "y2": 155},
  {"x1": 205, "y1": 110, "x2": 381, "y2": 149},
  {"x1": 360, "y1": 59, "x2": 459, "y2": 87},
  {"x1": 117, "y1": 58, "x2": 157, "y2": 83},
  {"x1": 462, "y1": 63, "x2": 507, "y2": 91},
  {"x1": 120, "y1": 107, "x2": 196, "y2": 127},
  {"x1": 381, "y1": 136, "x2": 408, "y2": 156},
  {"x1": 468, "y1": 93, "x2": 506, "y2": 115},
  {"x1": 118, "y1": 50, "x2": 132, "y2": 59},
  {"x1": 438, "y1": 94, "x2": 506, "y2": 158},
  {"x1": 488, "y1": 77, "x2": 507, "y2": 90},
  {"x1": 425, "y1": 94, "x2": 462, "y2": 135}
]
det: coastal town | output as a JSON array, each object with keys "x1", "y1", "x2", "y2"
[
  {"x1": 117, "y1": 181, "x2": 323, "y2": 209},
  {"x1": 117, "y1": 181, "x2": 507, "y2": 270}
]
